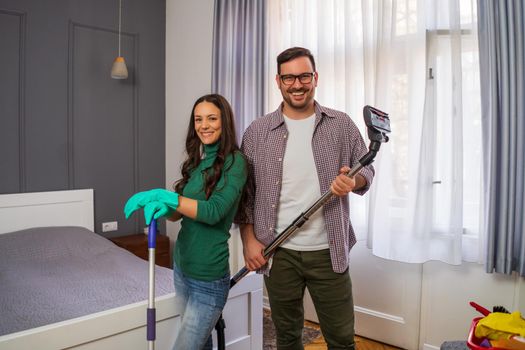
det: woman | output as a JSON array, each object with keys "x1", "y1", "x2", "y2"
[{"x1": 124, "y1": 94, "x2": 247, "y2": 350}]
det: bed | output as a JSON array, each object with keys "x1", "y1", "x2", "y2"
[{"x1": 0, "y1": 189, "x2": 263, "y2": 350}]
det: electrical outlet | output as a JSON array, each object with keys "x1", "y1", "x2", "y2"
[{"x1": 102, "y1": 221, "x2": 118, "y2": 232}]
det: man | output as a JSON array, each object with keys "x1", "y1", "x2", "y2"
[{"x1": 237, "y1": 47, "x2": 374, "y2": 350}]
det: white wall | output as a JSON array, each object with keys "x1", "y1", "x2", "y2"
[
  {"x1": 165, "y1": 2, "x2": 525, "y2": 349},
  {"x1": 349, "y1": 245, "x2": 525, "y2": 349},
  {"x1": 165, "y1": 0, "x2": 215, "y2": 240},
  {"x1": 419, "y1": 261, "x2": 524, "y2": 349}
]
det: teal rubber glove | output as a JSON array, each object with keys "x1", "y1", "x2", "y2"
[
  {"x1": 124, "y1": 188, "x2": 180, "y2": 220},
  {"x1": 143, "y1": 201, "x2": 175, "y2": 225}
]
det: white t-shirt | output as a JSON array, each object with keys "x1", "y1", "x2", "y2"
[{"x1": 277, "y1": 114, "x2": 329, "y2": 251}]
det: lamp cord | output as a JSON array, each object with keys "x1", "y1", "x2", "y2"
[{"x1": 118, "y1": 0, "x2": 122, "y2": 57}]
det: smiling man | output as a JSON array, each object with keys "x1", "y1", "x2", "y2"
[{"x1": 236, "y1": 47, "x2": 375, "y2": 350}]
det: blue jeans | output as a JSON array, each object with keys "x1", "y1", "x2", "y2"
[{"x1": 172, "y1": 264, "x2": 230, "y2": 350}]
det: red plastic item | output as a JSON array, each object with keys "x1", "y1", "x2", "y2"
[
  {"x1": 470, "y1": 301, "x2": 491, "y2": 316},
  {"x1": 467, "y1": 317, "x2": 504, "y2": 350}
]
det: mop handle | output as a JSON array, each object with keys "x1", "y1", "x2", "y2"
[
  {"x1": 147, "y1": 220, "x2": 157, "y2": 349},
  {"x1": 230, "y1": 147, "x2": 377, "y2": 288}
]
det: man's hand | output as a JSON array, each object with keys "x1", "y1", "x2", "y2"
[
  {"x1": 240, "y1": 224, "x2": 268, "y2": 271},
  {"x1": 243, "y1": 238, "x2": 267, "y2": 271},
  {"x1": 330, "y1": 166, "x2": 361, "y2": 196}
]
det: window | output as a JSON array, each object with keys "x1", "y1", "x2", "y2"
[
  {"x1": 266, "y1": 0, "x2": 482, "y2": 263},
  {"x1": 427, "y1": 4, "x2": 481, "y2": 237}
]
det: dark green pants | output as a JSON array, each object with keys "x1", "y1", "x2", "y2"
[{"x1": 264, "y1": 248, "x2": 355, "y2": 350}]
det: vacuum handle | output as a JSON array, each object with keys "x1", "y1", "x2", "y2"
[
  {"x1": 229, "y1": 106, "x2": 390, "y2": 289},
  {"x1": 230, "y1": 267, "x2": 249, "y2": 288},
  {"x1": 230, "y1": 155, "x2": 369, "y2": 289}
]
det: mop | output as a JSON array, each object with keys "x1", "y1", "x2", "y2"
[
  {"x1": 214, "y1": 105, "x2": 391, "y2": 349},
  {"x1": 146, "y1": 219, "x2": 157, "y2": 350}
]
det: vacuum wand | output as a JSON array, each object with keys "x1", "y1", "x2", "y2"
[{"x1": 230, "y1": 105, "x2": 391, "y2": 288}]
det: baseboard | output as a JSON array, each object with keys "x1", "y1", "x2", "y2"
[
  {"x1": 422, "y1": 343, "x2": 440, "y2": 350},
  {"x1": 354, "y1": 305, "x2": 405, "y2": 324}
]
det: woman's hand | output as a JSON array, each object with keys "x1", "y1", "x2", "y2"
[
  {"x1": 124, "y1": 188, "x2": 180, "y2": 222},
  {"x1": 143, "y1": 201, "x2": 175, "y2": 225}
]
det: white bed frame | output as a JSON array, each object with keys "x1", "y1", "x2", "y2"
[{"x1": 0, "y1": 189, "x2": 263, "y2": 350}]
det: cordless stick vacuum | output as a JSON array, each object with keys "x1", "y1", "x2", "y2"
[
  {"x1": 214, "y1": 105, "x2": 391, "y2": 349},
  {"x1": 147, "y1": 219, "x2": 157, "y2": 350}
]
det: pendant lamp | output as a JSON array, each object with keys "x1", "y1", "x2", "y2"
[{"x1": 111, "y1": 0, "x2": 128, "y2": 79}]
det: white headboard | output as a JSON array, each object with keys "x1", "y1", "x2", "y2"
[{"x1": 0, "y1": 189, "x2": 94, "y2": 234}]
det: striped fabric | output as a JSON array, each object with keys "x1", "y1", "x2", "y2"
[{"x1": 237, "y1": 102, "x2": 374, "y2": 273}]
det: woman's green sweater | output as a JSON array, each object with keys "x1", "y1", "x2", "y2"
[{"x1": 174, "y1": 143, "x2": 247, "y2": 281}]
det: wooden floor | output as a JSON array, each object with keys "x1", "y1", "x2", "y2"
[{"x1": 304, "y1": 320, "x2": 402, "y2": 350}]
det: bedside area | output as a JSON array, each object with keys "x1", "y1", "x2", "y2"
[{"x1": 110, "y1": 233, "x2": 171, "y2": 269}]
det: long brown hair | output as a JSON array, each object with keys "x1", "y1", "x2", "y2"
[{"x1": 174, "y1": 94, "x2": 240, "y2": 199}]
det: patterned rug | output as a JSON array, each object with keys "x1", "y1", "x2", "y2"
[{"x1": 263, "y1": 309, "x2": 321, "y2": 350}]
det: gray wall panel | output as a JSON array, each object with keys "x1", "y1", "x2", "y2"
[
  {"x1": 24, "y1": 4, "x2": 69, "y2": 192},
  {"x1": 0, "y1": 11, "x2": 23, "y2": 193},
  {"x1": 71, "y1": 23, "x2": 137, "y2": 235},
  {"x1": 0, "y1": 0, "x2": 166, "y2": 236}
]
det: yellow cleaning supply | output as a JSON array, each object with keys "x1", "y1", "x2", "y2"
[{"x1": 475, "y1": 311, "x2": 525, "y2": 340}]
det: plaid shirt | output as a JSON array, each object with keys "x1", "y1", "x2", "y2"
[{"x1": 237, "y1": 102, "x2": 374, "y2": 273}]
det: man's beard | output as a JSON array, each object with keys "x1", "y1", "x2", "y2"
[{"x1": 282, "y1": 87, "x2": 314, "y2": 110}]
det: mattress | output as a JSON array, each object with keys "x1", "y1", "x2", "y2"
[{"x1": 0, "y1": 226, "x2": 174, "y2": 336}]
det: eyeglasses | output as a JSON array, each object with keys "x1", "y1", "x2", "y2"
[{"x1": 279, "y1": 72, "x2": 315, "y2": 85}]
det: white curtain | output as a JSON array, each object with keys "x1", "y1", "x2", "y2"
[{"x1": 266, "y1": 0, "x2": 482, "y2": 264}]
